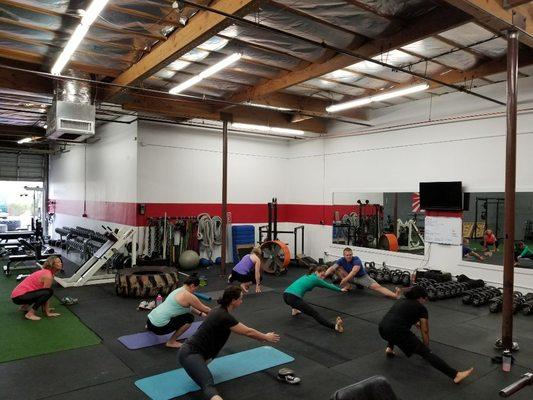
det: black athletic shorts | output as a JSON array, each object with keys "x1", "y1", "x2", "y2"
[{"x1": 229, "y1": 270, "x2": 261, "y2": 284}]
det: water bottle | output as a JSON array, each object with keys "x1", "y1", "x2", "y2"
[
  {"x1": 502, "y1": 350, "x2": 512, "y2": 372},
  {"x1": 155, "y1": 294, "x2": 163, "y2": 307}
]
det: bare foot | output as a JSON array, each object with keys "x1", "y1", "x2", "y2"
[
  {"x1": 291, "y1": 308, "x2": 301, "y2": 316},
  {"x1": 394, "y1": 287, "x2": 402, "y2": 299},
  {"x1": 25, "y1": 310, "x2": 41, "y2": 321},
  {"x1": 454, "y1": 367, "x2": 474, "y2": 384},
  {"x1": 240, "y1": 283, "x2": 249, "y2": 293},
  {"x1": 335, "y1": 316, "x2": 344, "y2": 333},
  {"x1": 165, "y1": 340, "x2": 183, "y2": 349},
  {"x1": 385, "y1": 347, "x2": 396, "y2": 357}
]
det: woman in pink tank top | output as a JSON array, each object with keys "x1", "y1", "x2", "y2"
[{"x1": 11, "y1": 256, "x2": 63, "y2": 321}]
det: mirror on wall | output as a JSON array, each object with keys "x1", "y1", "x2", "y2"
[
  {"x1": 332, "y1": 192, "x2": 425, "y2": 255},
  {"x1": 462, "y1": 192, "x2": 533, "y2": 269}
]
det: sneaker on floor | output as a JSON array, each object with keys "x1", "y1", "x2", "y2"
[
  {"x1": 277, "y1": 374, "x2": 301, "y2": 384},
  {"x1": 137, "y1": 301, "x2": 149, "y2": 310},
  {"x1": 146, "y1": 300, "x2": 156, "y2": 310}
]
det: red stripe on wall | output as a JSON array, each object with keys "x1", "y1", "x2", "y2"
[
  {"x1": 53, "y1": 199, "x2": 137, "y2": 225},
  {"x1": 136, "y1": 203, "x2": 269, "y2": 226},
  {"x1": 425, "y1": 210, "x2": 463, "y2": 218},
  {"x1": 52, "y1": 199, "x2": 457, "y2": 227}
]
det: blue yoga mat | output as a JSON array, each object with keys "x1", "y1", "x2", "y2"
[
  {"x1": 135, "y1": 346, "x2": 293, "y2": 400},
  {"x1": 118, "y1": 321, "x2": 202, "y2": 350}
]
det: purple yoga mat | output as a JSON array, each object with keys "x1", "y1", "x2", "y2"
[{"x1": 118, "y1": 321, "x2": 202, "y2": 350}]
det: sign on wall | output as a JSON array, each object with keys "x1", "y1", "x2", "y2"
[{"x1": 424, "y1": 216, "x2": 462, "y2": 245}]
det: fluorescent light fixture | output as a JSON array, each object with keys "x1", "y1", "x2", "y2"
[
  {"x1": 326, "y1": 97, "x2": 372, "y2": 113},
  {"x1": 81, "y1": 0, "x2": 109, "y2": 26},
  {"x1": 169, "y1": 53, "x2": 241, "y2": 95},
  {"x1": 231, "y1": 123, "x2": 304, "y2": 136},
  {"x1": 246, "y1": 102, "x2": 292, "y2": 112},
  {"x1": 169, "y1": 76, "x2": 202, "y2": 95},
  {"x1": 17, "y1": 137, "x2": 33, "y2": 144},
  {"x1": 372, "y1": 84, "x2": 430, "y2": 102},
  {"x1": 51, "y1": 0, "x2": 109, "y2": 75},
  {"x1": 326, "y1": 83, "x2": 429, "y2": 113}
]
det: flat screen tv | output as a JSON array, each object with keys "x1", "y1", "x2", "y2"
[{"x1": 419, "y1": 181, "x2": 463, "y2": 211}]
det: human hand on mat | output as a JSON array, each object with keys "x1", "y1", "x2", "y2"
[
  {"x1": 341, "y1": 287, "x2": 349, "y2": 292},
  {"x1": 255, "y1": 285, "x2": 262, "y2": 293},
  {"x1": 265, "y1": 332, "x2": 280, "y2": 343}
]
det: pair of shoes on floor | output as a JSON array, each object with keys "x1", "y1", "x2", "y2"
[
  {"x1": 60, "y1": 296, "x2": 78, "y2": 306},
  {"x1": 137, "y1": 300, "x2": 156, "y2": 311}
]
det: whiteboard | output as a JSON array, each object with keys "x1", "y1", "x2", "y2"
[{"x1": 424, "y1": 216, "x2": 462, "y2": 245}]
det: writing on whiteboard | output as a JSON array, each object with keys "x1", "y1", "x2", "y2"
[{"x1": 424, "y1": 216, "x2": 462, "y2": 245}]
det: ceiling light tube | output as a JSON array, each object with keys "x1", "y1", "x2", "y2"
[
  {"x1": 51, "y1": 0, "x2": 109, "y2": 75},
  {"x1": 231, "y1": 123, "x2": 304, "y2": 136},
  {"x1": 326, "y1": 83, "x2": 429, "y2": 113},
  {"x1": 326, "y1": 98, "x2": 372, "y2": 113},
  {"x1": 169, "y1": 53, "x2": 241, "y2": 95},
  {"x1": 371, "y1": 83, "x2": 430, "y2": 102},
  {"x1": 17, "y1": 137, "x2": 33, "y2": 144}
]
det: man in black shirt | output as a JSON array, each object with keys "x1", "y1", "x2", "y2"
[
  {"x1": 179, "y1": 286, "x2": 280, "y2": 400},
  {"x1": 379, "y1": 286, "x2": 473, "y2": 384}
]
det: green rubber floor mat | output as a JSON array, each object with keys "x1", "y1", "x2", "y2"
[{"x1": 0, "y1": 273, "x2": 101, "y2": 363}]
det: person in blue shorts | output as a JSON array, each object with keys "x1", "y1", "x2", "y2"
[
  {"x1": 462, "y1": 238, "x2": 484, "y2": 261},
  {"x1": 324, "y1": 247, "x2": 400, "y2": 299}
]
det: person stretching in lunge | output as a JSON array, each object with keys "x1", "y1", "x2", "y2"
[
  {"x1": 11, "y1": 255, "x2": 62, "y2": 321},
  {"x1": 325, "y1": 247, "x2": 400, "y2": 298},
  {"x1": 179, "y1": 286, "x2": 280, "y2": 400},
  {"x1": 284, "y1": 265, "x2": 347, "y2": 332},
  {"x1": 147, "y1": 275, "x2": 211, "y2": 348},
  {"x1": 228, "y1": 246, "x2": 263, "y2": 293},
  {"x1": 378, "y1": 285, "x2": 474, "y2": 384}
]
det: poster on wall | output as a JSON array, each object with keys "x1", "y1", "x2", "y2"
[{"x1": 425, "y1": 216, "x2": 462, "y2": 245}]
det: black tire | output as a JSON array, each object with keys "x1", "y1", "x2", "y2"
[{"x1": 115, "y1": 267, "x2": 180, "y2": 298}]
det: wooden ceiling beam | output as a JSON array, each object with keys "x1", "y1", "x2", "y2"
[
  {"x1": 228, "y1": 7, "x2": 471, "y2": 103},
  {"x1": 122, "y1": 95, "x2": 327, "y2": 134},
  {"x1": 0, "y1": 46, "x2": 122, "y2": 77},
  {"x1": 107, "y1": 0, "x2": 262, "y2": 99},
  {"x1": 442, "y1": 0, "x2": 533, "y2": 47}
]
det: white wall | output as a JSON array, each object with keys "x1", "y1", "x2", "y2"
[
  {"x1": 288, "y1": 76, "x2": 533, "y2": 289},
  {"x1": 137, "y1": 121, "x2": 291, "y2": 204},
  {"x1": 49, "y1": 118, "x2": 138, "y2": 235}
]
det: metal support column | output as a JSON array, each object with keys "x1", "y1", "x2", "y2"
[
  {"x1": 220, "y1": 119, "x2": 229, "y2": 275},
  {"x1": 502, "y1": 30, "x2": 519, "y2": 352}
]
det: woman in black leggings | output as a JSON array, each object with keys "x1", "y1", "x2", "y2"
[
  {"x1": 179, "y1": 286, "x2": 280, "y2": 400},
  {"x1": 378, "y1": 285, "x2": 473, "y2": 384}
]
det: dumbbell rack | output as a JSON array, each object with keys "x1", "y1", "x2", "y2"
[{"x1": 55, "y1": 226, "x2": 136, "y2": 287}]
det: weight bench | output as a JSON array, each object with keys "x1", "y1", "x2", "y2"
[{"x1": 4, "y1": 253, "x2": 60, "y2": 276}]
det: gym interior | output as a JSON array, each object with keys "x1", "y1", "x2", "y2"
[{"x1": 1, "y1": 1, "x2": 533, "y2": 399}]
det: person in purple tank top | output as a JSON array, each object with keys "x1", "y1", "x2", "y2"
[{"x1": 228, "y1": 247, "x2": 263, "y2": 293}]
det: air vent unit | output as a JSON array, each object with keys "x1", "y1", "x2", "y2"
[
  {"x1": 47, "y1": 100, "x2": 95, "y2": 142},
  {"x1": 46, "y1": 70, "x2": 95, "y2": 142}
]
